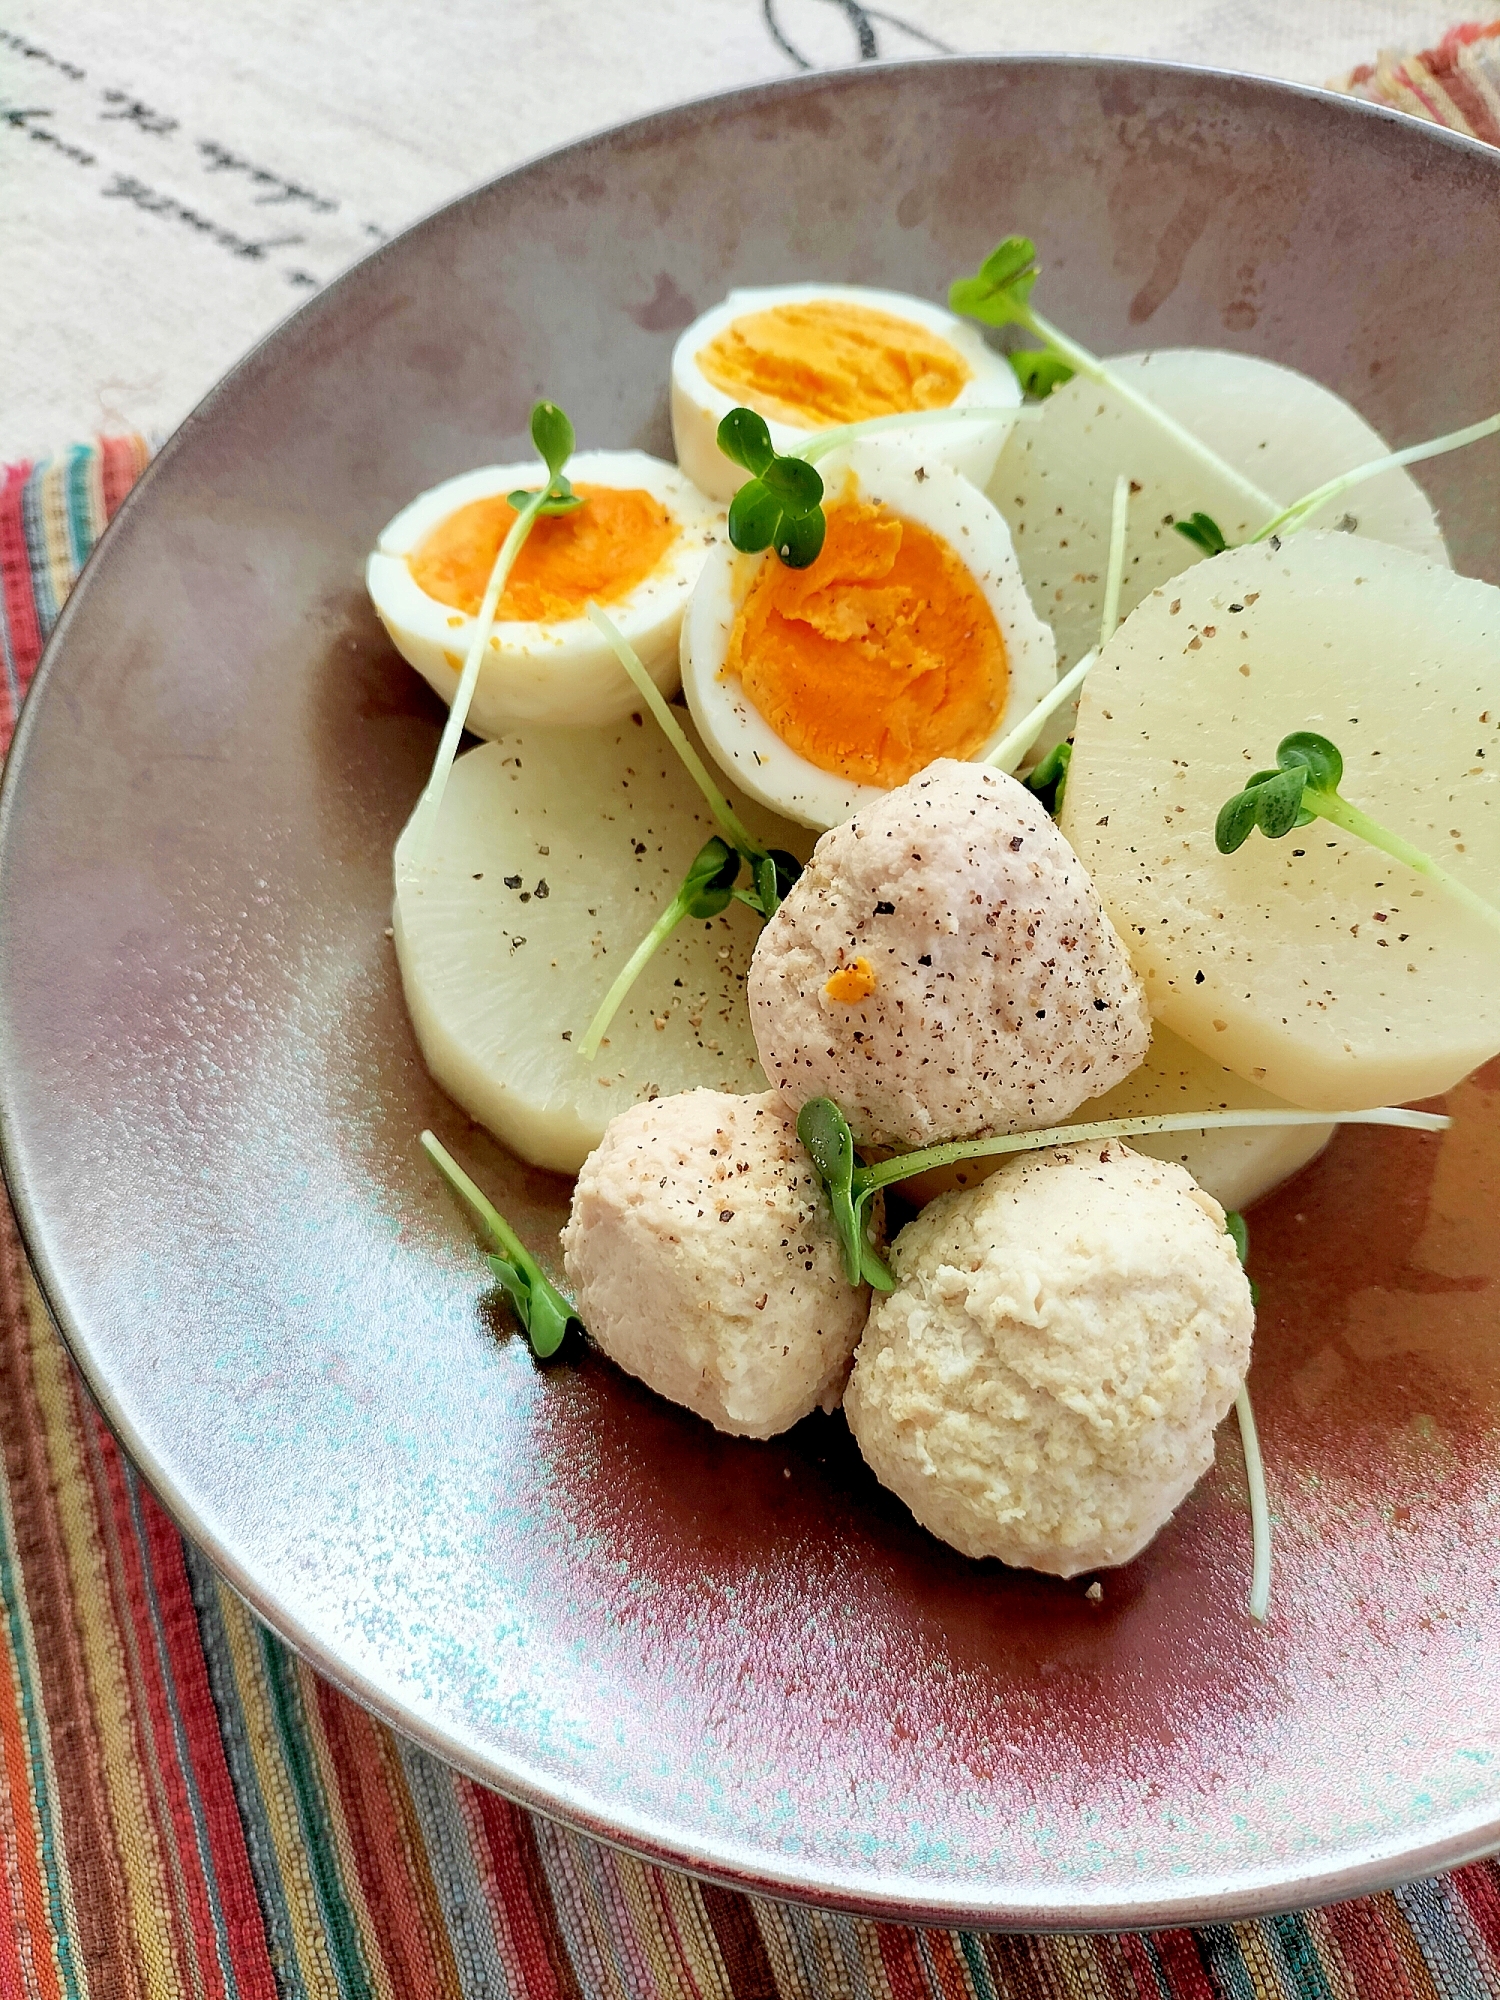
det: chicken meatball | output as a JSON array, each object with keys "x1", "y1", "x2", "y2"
[
  {"x1": 747, "y1": 758, "x2": 1149, "y2": 1150},
  {"x1": 562, "y1": 1088, "x2": 872, "y2": 1438},
  {"x1": 844, "y1": 1141, "x2": 1253, "y2": 1574}
]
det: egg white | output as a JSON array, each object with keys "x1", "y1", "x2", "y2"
[
  {"x1": 366, "y1": 450, "x2": 724, "y2": 734},
  {"x1": 671, "y1": 283, "x2": 1021, "y2": 502},
  {"x1": 681, "y1": 438, "x2": 1057, "y2": 830}
]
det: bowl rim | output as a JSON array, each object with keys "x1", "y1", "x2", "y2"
[{"x1": 4, "y1": 50, "x2": 1499, "y2": 1930}]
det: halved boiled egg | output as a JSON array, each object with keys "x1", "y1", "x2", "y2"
[
  {"x1": 672, "y1": 283, "x2": 1021, "y2": 502},
  {"x1": 366, "y1": 451, "x2": 723, "y2": 733},
  {"x1": 681, "y1": 438, "x2": 1056, "y2": 830}
]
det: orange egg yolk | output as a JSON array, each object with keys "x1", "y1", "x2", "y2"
[
  {"x1": 408, "y1": 485, "x2": 678, "y2": 623},
  {"x1": 696, "y1": 301, "x2": 971, "y2": 429},
  {"x1": 824, "y1": 957, "x2": 878, "y2": 1004},
  {"x1": 723, "y1": 490, "x2": 1009, "y2": 790}
]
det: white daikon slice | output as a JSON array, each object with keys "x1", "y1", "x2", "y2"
[
  {"x1": 394, "y1": 726, "x2": 809, "y2": 1174},
  {"x1": 990, "y1": 349, "x2": 1450, "y2": 738},
  {"x1": 1059, "y1": 532, "x2": 1500, "y2": 1109}
]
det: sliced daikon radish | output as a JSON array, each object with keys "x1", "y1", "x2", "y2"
[
  {"x1": 895, "y1": 1025, "x2": 1333, "y2": 1213},
  {"x1": 990, "y1": 350, "x2": 1450, "y2": 739},
  {"x1": 1059, "y1": 532, "x2": 1500, "y2": 1110},
  {"x1": 394, "y1": 726, "x2": 809, "y2": 1174}
]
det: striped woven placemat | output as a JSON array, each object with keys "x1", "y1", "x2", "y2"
[{"x1": 4, "y1": 26, "x2": 1500, "y2": 1988}]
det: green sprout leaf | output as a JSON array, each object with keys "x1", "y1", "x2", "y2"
[
  {"x1": 506, "y1": 400, "x2": 585, "y2": 517},
  {"x1": 948, "y1": 235, "x2": 1041, "y2": 327},
  {"x1": 734, "y1": 846, "x2": 803, "y2": 921},
  {"x1": 718, "y1": 408, "x2": 827, "y2": 569},
  {"x1": 422, "y1": 1131, "x2": 580, "y2": 1358},
  {"x1": 1224, "y1": 1209, "x2": 1261, "y2": 1306},
  {"x1": 1009, "y1": 348, "x2": 1074, "y2": 399},
  {"x1": 726, "y1": 479, "x2": 784, "y2": 548},
  {"x1": 507, "y1": 479, "x2": 582, "y2": 517},
  {"x1": 716, "y1": 406, "x2": 776, "y2": 476},
  {"x1": 1277, "y1": 730, "x2": 1343, "y2": 793},
  {"x1": 530, "y1": 400, "x2": 575, "y2": 480},
  {"x1": 1173, "y1": 511, "x2": 1230, "y2": 557},
  {"x1": 1215, "y1": 743, "x2": 1319, "y2": 853},
  {"x1": 760, "y1": 453, "x2": 824, "y2": 511},
  {"x1": 772, "y1": 510, "x2": 826, "y2": 567},
  {"x1": 796, "y1": 1098, "x2": 894, "y2": 1291},
  {"x1": 679, "y1": 835, "x2": 742, "y2": 917},
  {"x1": 1024, "y1": 739, "x2": 1071, "y2": 817},
  {"x1": 1215, "y1": 729, "x2": 1500, "y2": 934}
]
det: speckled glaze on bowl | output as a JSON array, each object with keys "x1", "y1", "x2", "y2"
[{"x1": 3, "y1": 58, "x2": 1500, "y2": 1931}]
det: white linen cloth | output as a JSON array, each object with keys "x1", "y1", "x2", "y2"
[{"x1": 2, "y1": 0, "x2": 1460, "y2": 456}]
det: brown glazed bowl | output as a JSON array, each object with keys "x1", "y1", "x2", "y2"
[{"x1": 3, "y1": 58, "x2": 1500, "y2": 1930}]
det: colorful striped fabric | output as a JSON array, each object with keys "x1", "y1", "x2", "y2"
[
  {"x1": 1338, "y1": 20, "x2": 1500, "y2": 143},
  {"x1": 6, "y1": 283, "x2": 1500, "y2": 1995}
]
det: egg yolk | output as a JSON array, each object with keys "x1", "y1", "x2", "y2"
[
  {"x1": 696, "y1": 301, "x2": 971, "y2": 430},
  {"x1": 824, "y1": 957, "x2": 878, "y2": 1004},
  {"x1": 724, "y1": 490, "x2": 1009, "y2": 790},
  {"x1": 409, "y1": 485, "x2": 678, "y2": 623}
]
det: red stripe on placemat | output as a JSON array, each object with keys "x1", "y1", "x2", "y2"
[
  {"x1": 100, "y1": 435, "x2": 143, "y2": 522},
  {"x1": 1084, "y1": 1934, "x2": 1152, "y2": 2000},
  {"x1": 917, "y1": 1927, "x2": 973, "y2": 2000},
  {"x1": 135, "y1": 1482, "x2": 279, "y2": 1999},
  {"x1": 1323, "y1": 1891, "x2": 1443, "y2": 1999},
  {"x1": 1441, "y1": 25, "x2": 1500, "y2": 140},
  {"x1": 1153, "y1": 1929, "x2": 1215, "y2": 2000},
  {"x1": 697, "y1": 1884, "x2": 778, "y2": 2000},
  {"x1": 877, "y1": 1921, "x2": 932, "y2": 2000},
  {"x1": 474, "y1": 1788, "x2": 584, "y2": 2000},
  {"x1": 0, "y1": 461, "x2": 44, "y2": 703},
  {"x1": 314, "y1": 1676, "x2": 462, "y2": 1998},
  {"x1": 91, "y1": 1422, "x2": 233, "y2": 1999},
  {"x1": 0, "y1": 1660, "x2": 50, "y2": 2000},
  {"x1": 0, "y1": 1214, "x2": 146, "y2": 1997},
  {"x1": 1453, "y1": 1862, "x2": 1500, "y2": 1967},
  {"x1": 1118, "y1": 1929, "x2": 1168, "y2": 1998}
]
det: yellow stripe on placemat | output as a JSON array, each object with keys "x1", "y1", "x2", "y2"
[
  {"x1": 605, "y1": 1841, "x2": 693, "y2": 2000},
  {"x1": 293, "y1": 1658, "x2": 400, "y2": 1999},
  {"x1": 659, "y1": 1865, "x2": 737, "y2": 2000},
  {"x1": 26, "y1": 1269, "x2": 187, "y2": 2000},
  {"x1": 210, "y1": 1582, "x2": 347, "y2": 1996},
  {"x1": 0, "y1": 1449, "x2": 73, "y2": 2000}
]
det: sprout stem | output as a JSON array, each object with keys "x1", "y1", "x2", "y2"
[
  {"x1": 856, "y1": 1105, "x2": 1447, "y2": 1197},
  {"x1": 413, "y1": 487, "x2": 547, "y2": 855},
  {"x1": 1099, "y1": 472, "x2": 1131, "y2": 650},
  {"x1": 986, "y1": 650, "x2": 1096, "y2": 773},
  {"x1": 1252, "y1": 409, "x2": 1500, "y2": 543},
  {"x1": 1236, "y1": 1384, "x2": 1272, "y2": 1622},
  {"x1": 1020, "y1": 307, "x2": 1281, "y2": 519},
  {"x1": 796, "y1": 404, "x2": 1038, "y2": 463},
  {"x1": 1306, "y1": 788, "x2": 1500, "y2": 935},
  {"x1": 585, "y1": 604, "x2": 759, "y2": 853},
  {"x1": 578, "y1": 894, "x2": 689, "y2": 1061},
  {"x1": 421, "y1": 1129, "x2": 533, "y2": 1272}
]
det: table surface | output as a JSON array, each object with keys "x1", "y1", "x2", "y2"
[{"x1": 0, "y1": 0, "x2": 1465, "y2": 456}]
